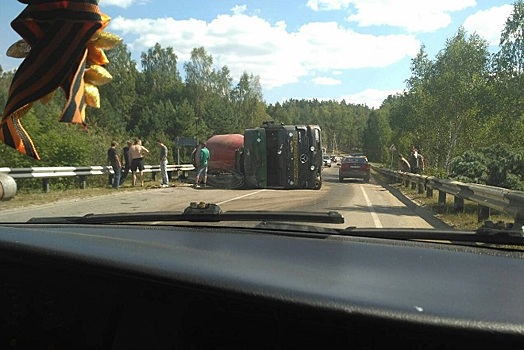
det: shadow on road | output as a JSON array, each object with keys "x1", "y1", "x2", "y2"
[{"x1": 373, "y1": 174, "x2": 452, "y2": 230}]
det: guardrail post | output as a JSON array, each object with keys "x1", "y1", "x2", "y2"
[
  {"x1": 453, "y1": 196, "x2": 464, "y2": 212},
  {"x1": 79, "y1": 175, "x2": 87, "y2": 189},
  {"x1": 478, "y1": 205, "x2": 490, "y2": 223},
  {"x1": 42, "y1": 178, "x2": 50, "y2": 193},
  {"x1": 417, "y1": 183, "x2": 424, "y2": 194},
  {"x1": 375, "y1": 166, "x2": 524, "y2": 227},
  {"x1": 438, "y1": 191, "x2": 446, "y2": 205},
  {"x1": 514, "y1": 213, "x2": 524, "y2": 229}
]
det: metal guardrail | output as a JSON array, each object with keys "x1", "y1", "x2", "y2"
[
  {"x1": 377, "y1": 167, "x2": 524, "y2": 227},
  {"x1": 0, "y1": 164, "x2": 195, "y2": 194},
  {"x1": 4, "y1": 163, "x2": 523, "y2": 228}
]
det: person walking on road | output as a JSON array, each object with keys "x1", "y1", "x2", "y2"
[
  {"x1": 157, "y1": 139, "x2": 169, "y2": 187},
  {"x1": 194, "y1": 142, "x2": 210, "y2": 188},
  {"x1": 107, "y1": 141, "x2": 121, "y2": 189},
  {"x1": 130, "y1": 139, "x2": 149, "y2": 187}
]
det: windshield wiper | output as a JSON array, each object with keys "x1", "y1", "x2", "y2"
[
  {"x1": 338, "y1": 224, "x2": 524, "y2": 246},
  {"x1": 26, "y1": 202, "x2": 345, "y2": 225}
]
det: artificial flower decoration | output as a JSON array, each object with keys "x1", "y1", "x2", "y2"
[{"x1": 0, "y1": 0, "x2": 122, "y2": 160}]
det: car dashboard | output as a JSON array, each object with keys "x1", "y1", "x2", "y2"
[{"x1": 0, "y1": 223, "x2": 523, "y2": 349}]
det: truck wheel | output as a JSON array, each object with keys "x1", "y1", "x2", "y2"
[{"x1": 313, "y1": 174, "x2": 322, "y2": 190}]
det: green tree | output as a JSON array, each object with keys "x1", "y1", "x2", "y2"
[
  {"x1": 183, "y1": 47, "x2": 239, "y2": 136},
  {"x1": 232, "y1": 72, "x2": 269, "y2": 129},
  {"x1": 0, "y1": 66, "x2": 15, "y2": 111},
  {"x1": 492, "y1": 0, "x2": 524, "y2": 145},
  {"x1": 183, "y1": 46, "x2": 215, "y2": 125},
  {"x1": 403, "y1": 46, "x2": 436, "y2": 155},
  {"x1": 129, "y1": 43, "x2": 184, "y2": 141},
  {"x1": 495, "y1": 0, "x2": 524, "y2": 76},
  {"x1": 130, "y1": 100, "x2": 177, "y2": 141},
  {"x1": 140, "y1": 43, "x2": 183, "y2": 102},
  {"x1": 392, "y1": 29, "x2": 490, "y2": 174},
  {"x1": 174, "y1": 99, "x2": 198, "y2": 137},
  {"x1": 432, "y1": 28, "x2": 490, "y2": 173},
  {"x1": 89, "y1": 44, "x2": 139, "y2": 133},
  {"x1": 362, "y1": 109, "x2": 391, "y2": 163}
]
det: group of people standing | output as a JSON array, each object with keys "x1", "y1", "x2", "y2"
[
  {"x1": 107, "y1": 139, "x2": 164, "y2": 189},
  {"x1": 398, "y1": 146, "x2": 425, "y2": 174},
  {"x1": 107, "y1": 139, "x2": 210, "y2": 189}
]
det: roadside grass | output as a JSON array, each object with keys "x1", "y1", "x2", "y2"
[
  {"x1": 0, "y1": 186, "x2": 134, "y2": 211},
  {"x1": 0, "y1": 179, "x2": 187, "y2": 211},
  {"x1": 391, "y1": 182, "x2": 513, "y2": 230},
  {"x1": 1, "y1": 169, "x2": 515, "y2": 232},
  {"x1": 374, "y1": 169, "x2": 514, "y2": 231}
]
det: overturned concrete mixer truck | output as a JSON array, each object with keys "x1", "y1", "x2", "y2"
[{"x1": 195, "y1": 122, "x2": 323, "y2": 190}]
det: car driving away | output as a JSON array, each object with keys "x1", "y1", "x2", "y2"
[
  {"x1": 322, "y1": 154, "x2": 332, "y2": 167},
  {"x1": 339, "y1": 155, "x2": 370, "y2": 182}
]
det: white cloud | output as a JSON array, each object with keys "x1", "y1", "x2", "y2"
[
  {"x1": 307, "y1": 0, "x2": 352, "y2": 11},
  {"x1": 339, "y1": 88, "x2": 401, "y2": 108},
  {"x1": 297, "y1": 87, "x2": 400, "y2": 108},
  {"x1": 296, "y1": 22, "x2": 420, "y2": 70},
  {"x1": 110, "y1": 14, "x2": 307, "y2": 89},
  {"x1": 307, "y1": 0, "x2": 477, "y2": 32},
  {"x1": 231, "y1": 5, "x2": 247, "y2": 15},
  {"x1": 109, "y1": 14, "x2": 420, "y2": 90},
  {"x1": 463, "y1": 5, "x2": 513, "y2": 46},
  {"x1": 313, "y1": 77, "x2": 342, "y2": 85},
  {"x1": 101, "y1": 0, "x2": 140, "y2": 8}
]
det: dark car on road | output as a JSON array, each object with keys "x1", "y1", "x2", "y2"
[{"x1": 339, "y1": 155, "x2": 370, "y2": 182}]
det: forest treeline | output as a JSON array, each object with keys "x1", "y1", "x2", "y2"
[{"x1": 2, "y1": 1, "x2": 524, "y2": 190}]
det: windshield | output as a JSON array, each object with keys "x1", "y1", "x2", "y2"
[{"x1": 0, "y1": 0, "x2": 522, "y2": 240}]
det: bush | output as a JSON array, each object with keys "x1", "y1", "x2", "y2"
[{"x1": 449, "y1": 143, "x2": 524, "y2": 190}]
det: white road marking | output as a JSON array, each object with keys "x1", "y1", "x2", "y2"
[
  {"x1": 149, "y1": 189, "x2": 268, "y2": 224},
  {"x1": 217, "y1": 189, "x2": 267, "y2": 205},
  {"x1": 360, "y1": 185, "x2": 383, "y2": 228}
]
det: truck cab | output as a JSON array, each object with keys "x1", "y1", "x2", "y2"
[{"x1": 244, "y1": 122, "x2": 322, "y2": 190}]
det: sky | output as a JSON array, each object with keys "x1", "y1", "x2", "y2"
[{"x1": 0, "y1": 0, "x2": 517, "y2": 108}]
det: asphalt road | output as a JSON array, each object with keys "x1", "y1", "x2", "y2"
[{"x1": 0, "y1": 167, "x2": 445, "y2": 229}]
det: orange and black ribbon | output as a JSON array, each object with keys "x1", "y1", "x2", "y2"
[{"x1": 0, "y1": 0, "x2": 114, "y2": 160}]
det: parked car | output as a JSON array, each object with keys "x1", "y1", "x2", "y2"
[
  {"x1": 339, "y1": 155, "x2": 370, "y2": 182},
  {"x1": 322, "y1": 155, "x2": 332, "y2": 167}
]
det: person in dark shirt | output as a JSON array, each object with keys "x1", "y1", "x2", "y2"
[
  {"x1": 409, "y1": 146, "x2": 425, "y2": 174},
  {"x1": 107, "y1": 141, "x2": 121, "y2": 189},
  {"x1": 119, "y1": 140, "x2": 132, "y2": 185}
]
